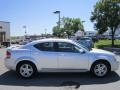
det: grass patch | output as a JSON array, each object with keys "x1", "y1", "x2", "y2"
[{"x1": 94, "y1": 40, "x2": 120, "y2": 49}]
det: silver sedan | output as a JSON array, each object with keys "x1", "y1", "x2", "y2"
[{"x1": 5, "y1": 38, "x2": 119, "y2": 78}]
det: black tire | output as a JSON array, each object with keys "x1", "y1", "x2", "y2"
[
  {"x1": 91, "y1": 61, "x2": 111, "y2": 78},
  {"x1": 16, "y1": 61, "x2": 37, "y2": 78}
]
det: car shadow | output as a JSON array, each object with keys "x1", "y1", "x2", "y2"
[{"x1": 0, "y1": 71, "x2": 120, "y2": 89}]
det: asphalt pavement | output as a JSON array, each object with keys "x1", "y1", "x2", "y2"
[{"x1": 0, "y1": 48, "x2": 120, "y2": 90}]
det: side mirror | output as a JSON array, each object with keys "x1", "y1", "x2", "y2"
[{"x1": 79, "y1": 49, "x2": 85, "y2": 54}]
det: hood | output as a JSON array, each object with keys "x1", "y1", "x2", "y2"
[{"x1": 90, "y1": 48, "x2": 115, "y2": 56}]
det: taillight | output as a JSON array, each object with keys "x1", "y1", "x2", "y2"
[{"x1": 6, "y1": 51, "x2": 11, "y2": 58}]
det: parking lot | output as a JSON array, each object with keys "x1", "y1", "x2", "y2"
[{"x1": 0, "y1": 48, "x2": 120, "y2": 90}]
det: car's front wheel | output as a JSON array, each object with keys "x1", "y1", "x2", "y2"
[
  {"x1": 91, "y1": 61, "x2": 111, "y2": 77},
  {"x1": 17, "y1": 62, "x2": 37, "y2": 78}
]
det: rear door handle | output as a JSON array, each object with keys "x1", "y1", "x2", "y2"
[{"x1": 59, "y1": 54, "x2": 65, "y2": 56}]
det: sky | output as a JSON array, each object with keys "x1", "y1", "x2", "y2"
[{"x1": 0, "y1": 0, "x2": 98, "y2": 36}]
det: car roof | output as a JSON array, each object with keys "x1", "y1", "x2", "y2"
[{"x1": 25, "y1": 38, "x2": 74, "y2": 46}]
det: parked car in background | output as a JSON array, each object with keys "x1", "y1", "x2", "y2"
[
  {"x1": 5, "y1": 38, "x2": 119, "y2": 78},
  {"x1": 1, "y1": 41, "x2": 10, "y2": 47},
  {"x1": 76, "y1": 37, "x2": 94, "y2": 50},
  {"x1": 91, "y1": 36, "x2": 99, "y2": 42},
  {"x1": 19, "y1": 40, "x2": 30, "y2": 45}
]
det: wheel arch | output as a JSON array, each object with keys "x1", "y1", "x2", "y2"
[
  {"x1": 90, "y1": 59, "x2": 111, "y2": 71},
  {"x1": 16, "y1": 60, "x2": 38, "y2": 72}
]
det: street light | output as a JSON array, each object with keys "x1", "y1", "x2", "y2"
[
  {"x1": 23, "y1": 25, "x2": 27, "y2": 39},
  {"x1": 82, "y1": 20, "x2": 85, "y2": 30},
  {"x1": 44, "y1": 28, "x2": 47, "y2": 37},
  {"x1": 82, "y1": 21, "x2": 85, "y2": 23},
  {"x1": 53, "y1": 11, "x2": 61, "y2": 30}
]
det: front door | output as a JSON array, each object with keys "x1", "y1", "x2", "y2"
[{"x1": 57, "y1": 42, "x2": 89, "y2": 70}]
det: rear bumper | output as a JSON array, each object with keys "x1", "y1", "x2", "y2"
[{"x1": 4, "y1": 58, "x2": 16, "y2": 71}]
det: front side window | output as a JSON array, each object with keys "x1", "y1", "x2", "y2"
[
  {"x1": 58, "y1": 42, "x2": 79, "y2": 53},
  {"x1": 34, "y1": 42, "x2": 55, "y2": 51}
]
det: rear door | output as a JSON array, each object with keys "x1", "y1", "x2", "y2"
[{"x1": 34, "y1": 42, "x2": 58, "y2": 69}]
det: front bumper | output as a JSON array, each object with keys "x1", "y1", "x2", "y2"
[
  {"x1": 112, "y1": 61, "x2": 119, "y2": 71},
  {"x1": 111, "y1": 55, "x2": 120, "y2": 71}
]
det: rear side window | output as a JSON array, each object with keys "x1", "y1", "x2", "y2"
[{"x1": 34, "y1": 42, "x2": 55, "y2": 51}]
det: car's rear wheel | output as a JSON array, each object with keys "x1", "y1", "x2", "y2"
[
  {"x1": 17, "y1": 62, "x2": 37, "y2": 78},
  {"x1": 91, "y1": 61, "x2": 110, "y2": 77}
]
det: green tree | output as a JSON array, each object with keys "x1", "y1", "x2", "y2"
[
  {"x1": 62, "y1": 17, "x2": 74, "y2": 37},
  {"x1": 91, "y1": 0, "x2": 120, "y2": 47},
  {"x1": 52, "y1": 17, "x2": 84, "y2": 37},
  {"x1": 72, "y1": 18, "x2": 84, "y2": 33},
  {"x1": 52, "y1": 26, "x2": 61, "y2": 37}
]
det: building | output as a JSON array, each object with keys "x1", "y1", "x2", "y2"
[
  {"x1": 0, "y1": 21, "x2": 10, "y2": 43},
  {"x1": 75, "y1": 30, "x2": 84, "y2": 37},
  {"x1": 85, "y1": 31, "x2": 97, "y2": 37},
  {"x1": 115, "y1": 25, "x2": 120, "y2": 36},
  {"x1": 75, "y1": 30, "x2": 97, "y2": 37},
  {"x1": 103, "y1": 25, "x2": 120, "y2": 36}
]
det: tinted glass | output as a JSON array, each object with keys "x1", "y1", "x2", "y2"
[
  {"x1": 58, "y1": 42, "x2": 79, "y2": 53},
  {"x1": 34, "y1": 42, "x2": 55, "y2": 51}
]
